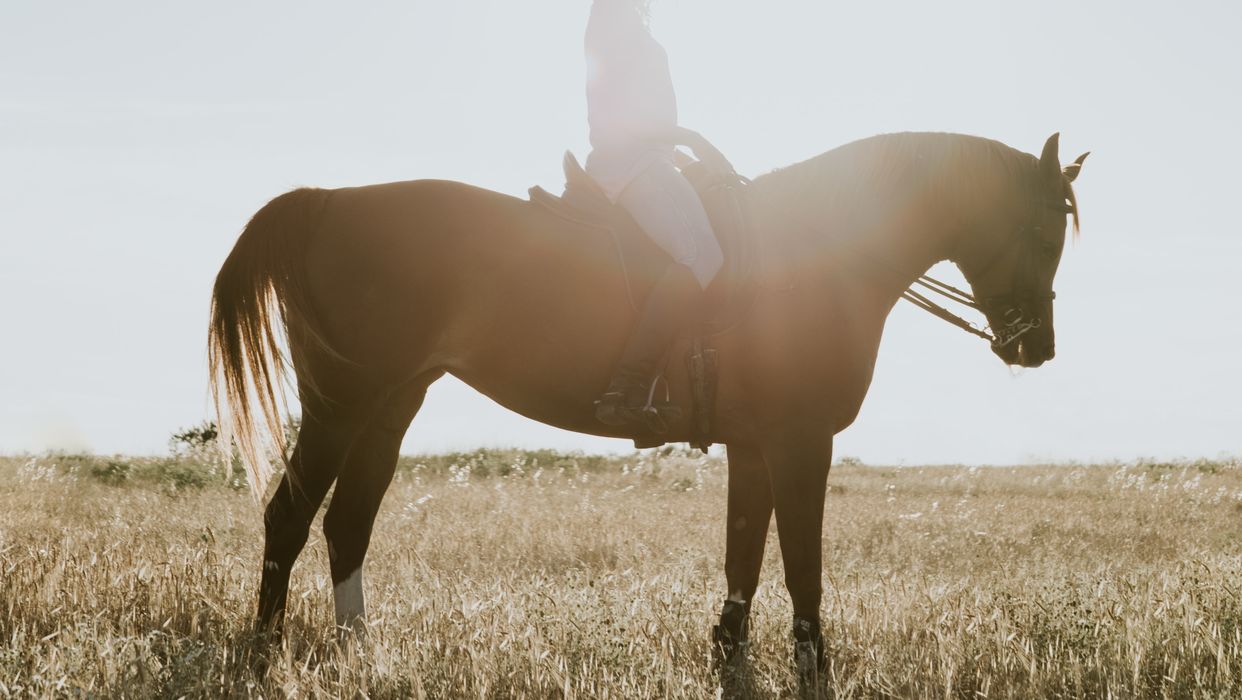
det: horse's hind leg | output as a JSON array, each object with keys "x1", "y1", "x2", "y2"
[
  {"x1": 256, "y1": 403, "x2": 367, "y2": 636},
  {"x1": 323, "y1": 371, "x2": 442, "y2": 634}
]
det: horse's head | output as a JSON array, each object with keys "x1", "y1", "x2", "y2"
[{"x1": 955, "y1": 133, "x2": 1088, "y2": 368}]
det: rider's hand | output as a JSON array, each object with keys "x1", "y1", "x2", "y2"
[
  {"x1": 672, "y1": 127, "x2": 736, "y2": 178},
  {"x1": 695, "y1": 147, "x2": 735, "y2": 178}
]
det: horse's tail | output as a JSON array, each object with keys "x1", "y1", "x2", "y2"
[{"x1": 208, "y1": 187, "x2": 334, "y2": 501}]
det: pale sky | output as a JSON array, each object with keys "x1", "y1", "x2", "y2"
[{"x1": 2, "y1": 1, "x2": 1238, "y2": 463}]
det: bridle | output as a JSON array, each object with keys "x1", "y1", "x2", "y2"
[{"x1": 901, "y1": 176, "x2": 1074, "y2": 350}]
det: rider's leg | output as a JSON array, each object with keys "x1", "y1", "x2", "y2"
[
  {"x1": 618, "y1": 158, "x2": 723, "y2": 289},
  {"x1": 595, "y1": 262, "x2": 701, "y2": 426},
  {"x1": 595, "y1": 159, "x2": 723, "y2": 428}
]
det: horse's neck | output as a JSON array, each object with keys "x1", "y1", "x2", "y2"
[
  {"x1": 754, "y1": 190, "x2": 955, "y2": 313},
  {"x1": 849, "y1": 222, "x2": 948, "y2": 308},
  {"x1": 751, "y1": 134, "x2": 1033, "y2": 311}
]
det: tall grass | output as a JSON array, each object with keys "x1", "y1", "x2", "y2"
[{"x1": 2, "y1": 450, "x2": 1240, "y2": 698}]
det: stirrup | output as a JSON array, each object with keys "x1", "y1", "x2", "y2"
[
  {"x1": 594, "y1": 393, "x2": 681, "y2": 434},
  {"x1": 638, "y1": 402, "x2": 681, "y2": 434}
]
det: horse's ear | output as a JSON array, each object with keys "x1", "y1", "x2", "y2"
[
  {"x1": 1063, "y1": 152, "x2": 1090, "y2": 183},
  {"x1": 1039, "y1": 132, "x2": 1061, "y2": 184}
]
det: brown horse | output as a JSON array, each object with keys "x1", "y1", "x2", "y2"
[{"x1": 209, "y1": 131, "x2": 1086, "y2": 676}]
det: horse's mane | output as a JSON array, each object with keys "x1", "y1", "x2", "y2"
[{"x1": 753, "y1": 132, "x2": 1080, "y2": 243}]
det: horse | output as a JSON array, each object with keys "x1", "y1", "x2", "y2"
[{"x1": 208, "y1": 131, "x2": 1087, "y2": 681}]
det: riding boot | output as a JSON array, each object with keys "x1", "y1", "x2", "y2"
[{"x1": 595, "y1": 263, "x2": 703, "y2": 431}]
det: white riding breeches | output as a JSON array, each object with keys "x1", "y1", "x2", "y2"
[{"x1": 615, "y1": 158, "x2": 724, "y2": 290}]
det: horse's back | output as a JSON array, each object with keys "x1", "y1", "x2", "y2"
[
  {"x1": 299, "y1": 178, "x2": 633, "y2": 385},
  {"x1": 316, "y1": 178, "x2": 617, "y2": 269}
]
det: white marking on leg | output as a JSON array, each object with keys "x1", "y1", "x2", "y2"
[
  {"x1": 264, "y1": 560, "x2": 280, "y2": 572},
  {"x1": 333, "y1": 568, "x2": 366, "y2": 629},
  {"x1": 728, "y1": 590, "x2": 747, "y2": 604}
]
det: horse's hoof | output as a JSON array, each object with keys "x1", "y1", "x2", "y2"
[
  {"x1": 712, "y1": 600, "x2": 750, "y2": 668},
  {"x1": 714, "y1": 601, "x2": 755, "y2": 700},
  {"x1": 793, "y1": 616, "x2": 825, "y2": 698},
  {"x1": 712, "y1": 625, "x2": 750, "y2": 667},
  {"x1": 794, "y1": 640, "x2": 820, "y2": 697},
  {"x1": 335, "y1": 618, "x2": 369, "y2": 645}
]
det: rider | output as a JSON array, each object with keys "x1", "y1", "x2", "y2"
[{"x1": 586, "y1": 0, "x2": 733, "y2": 429}]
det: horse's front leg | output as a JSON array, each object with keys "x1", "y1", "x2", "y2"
[
  {"x1": 761, "y1": 427, "x2": 832, "y2": 693},
  {"x1": 714, "y1": 443, "x2": 774, "y2": 667}
]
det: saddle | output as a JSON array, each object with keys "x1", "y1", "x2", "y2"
[{"x1": 529, "y1": 152, "x2": 759, "y2": 451}]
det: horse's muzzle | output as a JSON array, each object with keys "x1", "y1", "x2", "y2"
[{"x1": 994, "y1": 334, "x2": 1055, "y2": 368}]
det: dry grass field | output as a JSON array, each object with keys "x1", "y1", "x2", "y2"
[{"x1": 2, "y1": 447, "x2": 1241, "y2": 698}]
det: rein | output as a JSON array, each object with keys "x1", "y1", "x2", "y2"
[
  {"x1": 899, "y1": 275, "x2": 1044, "y2": 349},
  {"x1": 900, "y1": 277, "x2": 994, "y2": 343}
]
